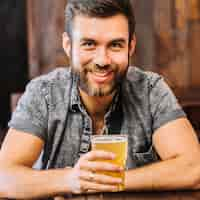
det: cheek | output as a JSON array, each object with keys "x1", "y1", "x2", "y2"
[
  {"x1": 111, "y1": 52, "x2": 129, "y2": 69},
  {"x1": 71, "y1": 45, "x2": 88, "y2": 65},
  {"x1": 74, "y1": 50, "x2": 93, "y2": 67},
  {"x1": 71, "y1": 47, "x2": 80, "y2": 67}
]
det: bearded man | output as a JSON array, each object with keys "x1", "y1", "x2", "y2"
[{"x1": 0, "y1": 0, "x2": 200, "y2": 199}]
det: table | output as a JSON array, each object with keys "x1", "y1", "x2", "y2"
[{"x1": 55, "y1": 190, "x2": 200, "y2": 200}]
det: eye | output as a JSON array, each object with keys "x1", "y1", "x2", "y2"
[
  {"x1": 110, "y1": 42, "x2": 124, "y2": 50},
  {"x1": 81, "y1": 40, "x2": 96, "y2": 49}
]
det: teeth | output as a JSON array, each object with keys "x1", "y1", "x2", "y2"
[{"x1": 93, "y1": 72, "x2": 110, "y2": 77}]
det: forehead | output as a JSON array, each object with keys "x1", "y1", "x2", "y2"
[{"x1": 72, "y1": 14, "x2": 129, "y2": 41}]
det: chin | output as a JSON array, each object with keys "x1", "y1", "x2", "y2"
[
  {"x1": 79, "y1": 77, "x2": 117, "y2": 96},
  {"x1": 87, "y1": 85, "x2": 116, "y2": 97}
]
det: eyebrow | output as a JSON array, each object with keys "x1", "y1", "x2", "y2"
[
  {"x1": 80, "y1": 38, "x2": 96, "y2": 43},
  {"x1": 80, "y1": 37, "x2": 127, "y2": 44},
  {"x1": 109, "y1": 38, "x2": 127, "y2": 44}
]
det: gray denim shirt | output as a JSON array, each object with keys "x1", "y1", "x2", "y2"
[{"x1": 9, "y1": 66, "x2": 186, "y2": 169}]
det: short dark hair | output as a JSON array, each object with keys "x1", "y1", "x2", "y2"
[{"x1": 65, "y1": 0, "x2": 135, "y2": 41}]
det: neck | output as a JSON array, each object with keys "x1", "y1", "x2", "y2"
[{"x1": 79, "y1": 88, "x2": 116, "y2": 118}]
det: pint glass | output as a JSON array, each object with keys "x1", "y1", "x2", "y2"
[{"x1": 91, "y1": 134, "x2": 128, "y2": 191}]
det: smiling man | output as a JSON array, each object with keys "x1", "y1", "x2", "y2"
[{"x1": 0, "y1": 0, "x2": 200, "y2": 199}]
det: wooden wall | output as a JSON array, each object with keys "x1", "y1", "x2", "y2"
[
  {"x1": 153, "y1": 0, "x2": 190, "y2": 89},
  {"x1": 134, "y1": 0, "x2": 200, "y2": 131},
  {"x1": 27, "y1": 0, "x2": 68, "y2": 78},
  {"x1": 27, "y1": 0, "x2": 200, "y2": 105},
  {"x1": 0, "y1": 0, "x2": 199, "y2": 144},
  {"x1": 0, "y1": 0, "x2": 28, "y2": 129},
  {"x1": 134, "y1": 0, "x2": 200, "y2": 106}
]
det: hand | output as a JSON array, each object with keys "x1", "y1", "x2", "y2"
[{"x1": 65, "y1": 150, "x2": 123, "y2": 194}]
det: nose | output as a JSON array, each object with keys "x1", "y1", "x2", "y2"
[{"x1": 94, "y1": 47, "x2": 111, "y2": 67}]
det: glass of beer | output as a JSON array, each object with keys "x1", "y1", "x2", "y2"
[{"x1": 91, "y1": 134, "x2": 128, "y2": 191}]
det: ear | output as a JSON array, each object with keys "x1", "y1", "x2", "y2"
[
  {"x1": 129, "y1": 34, "x2": 136, "y2": 56},
  {"x1": 62, "y1": 32, "x2": 71, "y2": 57}
]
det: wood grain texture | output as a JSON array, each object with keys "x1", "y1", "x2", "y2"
[
  {"x1": 154, "y1": 0, "x2": 190, "y2": 89},
  {"x1": 189, "y1": 0, "x2": 200, "y2": 20},
  {"x1": 189, "y1": 22, "x2": 200, "y2": 87},
  {"x1": 26, "y1": 0, "x2": 200, "y2": 126},
  {"x1": 27, "y1": 0, "x2": 68, "y2": 78},
  {"x1": 53, "y1": 191, "x2": 200, "y2": 200}
]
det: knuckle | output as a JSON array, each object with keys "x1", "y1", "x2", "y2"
[
  {"x1": 91, "y1": 162, "x2": 98, "y2": 169},
  {"x1": 79, "y1": 161, "x2": 88, "y2": 170},
  {"x1": 78, "y1": 170, "x2": 84, "y2": 179},
  {"x1": 80, "y1": 180, "x2": 87, "y2": 191},
  {"x1": 79, "y1": 152, "x2": 91, "y2": 162},
  {"x1": 104, "y1": 163, "x2": 117, "y2": 170},
  {"x1": 102, "y1": 185, "x2": 117, "y2": 192},
  {"x1": 87, "y1": 151, "x2": 95, "y2": 158},
  {"x1": 100, "y1": 174, "x2": 121, "y2": 184}
]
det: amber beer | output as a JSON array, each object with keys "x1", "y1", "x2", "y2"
[{"x1": 91, "y1": 135, "x2": 128, "y2": 191}]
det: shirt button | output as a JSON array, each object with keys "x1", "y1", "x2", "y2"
[
  {"x1": 81, "y1": 135, "x2": 90, "y2": 142},
  {"x1": 80, "y1": 142, "x2": 90, "y2": 153}
]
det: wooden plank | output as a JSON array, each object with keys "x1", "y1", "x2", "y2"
[
  {"x1": 134, "y1": 0, "x2": 155, "y2": 70},
  {"x1": 124, "y1": 192, "x2": 179, "y2": 200},
  {"x1": 27, "y1": 0, "x2": 68, "y2": 78},
  {"x1": 189, "y1": 0, "x2": 200, "y2": 20},
  {"x1": 27, "y1": 0, "x2": 41, "y2": 78},
  {"x1": 189, "y1": 21, "x2": 200, "y2": 87},
  {"x1": 103, "y1": 192, "x2": 124, "y2": 200},
  {"x1": 178, "y1": 191, "x2": 200, "y2": 200},
  {"x1": 38, "y1": 0, "x2": 67, "y2": 74},
  {"x1": 153, "y1": 0, "x2": 177, "y2": 87},
  {"x1": 54, "y1": 194, "x2": 86, "y2": 200},
  {"x1": 188, "y1": 0, "x2": 200, "y2": 88},
  {"x1": 87, "y1": 194, "x2": 105, "y2": 200},
  {"x1": 154, "y1": 0, "x2": 190, "y2": 89}
]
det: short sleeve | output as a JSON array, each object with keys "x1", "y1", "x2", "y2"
[
  {"x1": 8, "y1": 80, "x2": 48, "y2": 141},
  {"x1": 149, "y1": 75, "x2": 186, "y2": 132}
]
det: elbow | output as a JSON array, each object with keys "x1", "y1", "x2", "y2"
[
  {"x1": 189, "y1": 169, "x2": 200, "y2": 190},
  {"x1": 0, "y1": 167, "x2": 10, "y2": 198},
  {"x1": 184, "y1": 155, "x2": 200, "y2": 189},
  {"x1": 0, "y1": 165, "x2": 19, "y2": 199}
]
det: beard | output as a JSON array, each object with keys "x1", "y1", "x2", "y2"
[{"x1": 71, "y1": 61, "x2": 128, "y2": 97}]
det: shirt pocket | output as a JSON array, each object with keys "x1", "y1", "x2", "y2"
[{"x1": 132, "y1": 145, "x2": 159, "y2": 167}]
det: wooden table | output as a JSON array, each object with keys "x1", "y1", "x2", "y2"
[{"x1": 55, "y1": 190, "x2": 200, "y2": 200}]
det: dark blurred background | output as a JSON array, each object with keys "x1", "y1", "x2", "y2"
[
  {"x1": 0, "y1": 0, "x2": 28, "y2": 141},
  {"x1": 0, "y1": 0, "x2": 200, "y2": 144}
]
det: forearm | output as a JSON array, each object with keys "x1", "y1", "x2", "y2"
[
  {"x1": 125, "y1": 156, "x2": 200, "y2": 191},
  {"x1": 0, "y1": 165, "x2": 72, "y2": 199}
]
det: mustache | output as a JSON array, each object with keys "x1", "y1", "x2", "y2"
[{"x1": 84, "y1": 63, "x2": 117, "y2": 73}]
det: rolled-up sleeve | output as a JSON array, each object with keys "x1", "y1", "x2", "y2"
[{"x1": 8, "y1": 79, "x2": 48, "y2": 141}]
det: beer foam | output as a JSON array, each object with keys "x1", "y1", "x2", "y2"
[{"x1": 91, "y1": 135, "x2": 127, "y2": 143}]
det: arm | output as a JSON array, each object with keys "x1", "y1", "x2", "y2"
[
  {"x1": 125, "y1": 118, "x2": 200, "y2": 191},
  {"x1": 0, "y1": 129, "x2": 122, "y2": 199},
  {"x1": 0, "y1": 128, "x2": 73, "y2": 199}
]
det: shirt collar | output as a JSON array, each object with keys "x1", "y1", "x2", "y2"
[{"x1": 69, "y1": 72, "x2": 81, "y2": 112}]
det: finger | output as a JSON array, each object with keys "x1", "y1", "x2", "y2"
[
  {"x1": 79, "y1": 160, "x2": 123, "y2": 172},
  {"x1": 83, "y1": 150, "x2": 116, "y2": 161},
  {"x1": 79, "y1": 170, "x2": 122, "y2": 185},
  {"x1": 54, "y1": 197, "x2": 65, "y2": 200},
  {"x1": 86, "y1": 189, "x2": 99, "y2": 194},
  {"x1": 80, "y1": 180, "x2": 119, "y2": 192}
]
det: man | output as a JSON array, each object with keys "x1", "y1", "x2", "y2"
[{"x1": 0, "y1": 0, "x2": 200, "y2": 199}]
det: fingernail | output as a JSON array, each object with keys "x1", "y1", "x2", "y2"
[
  {"x1": 119, "y1": 167, "x2": 124, "y2": 171},
  {"x1": 117, "y1": 178, "x2": 122, "y2": 183},
  {"x1": 111, "y1": 153, "x2": 116, "y2": 159}
]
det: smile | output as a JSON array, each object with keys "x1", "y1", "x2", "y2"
[
  {"x1": 88, "y1": 71, "x2": 114, "y2": 84},
  {"x1": 93, "y1": 71, "x2": 111, "y2": 77}
]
